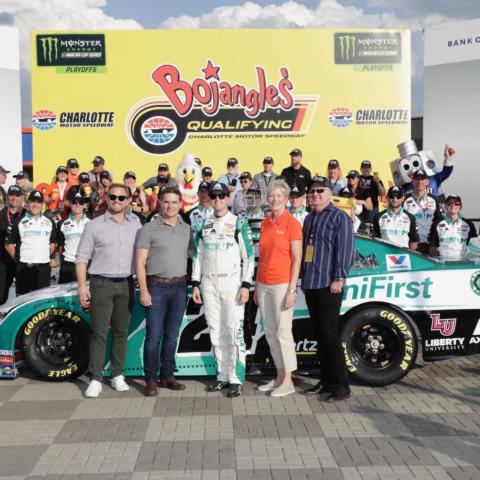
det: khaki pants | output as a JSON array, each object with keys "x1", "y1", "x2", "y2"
[{"x1": 257, "y1": 282, "x2": 297, "y2": 373}]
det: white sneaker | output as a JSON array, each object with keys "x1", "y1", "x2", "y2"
[
  {"x1": 257, "y1": 379, "x2": 278, "y2": 392},
  {"x1": 85, "y1": 379, "x2": 102, "y2": 398},
  {"x1": 111, "y1": 375, "x2": 130, "y2": 392},
  {"x1": 270, "y1": 383, "x2": 295, "y2": 398}
]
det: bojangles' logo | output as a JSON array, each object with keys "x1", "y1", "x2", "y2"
[{"x1": 151, "y1": 60, "x2": 294, "y2": 118}]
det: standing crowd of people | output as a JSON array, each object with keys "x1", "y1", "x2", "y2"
[{"x1": 0, "y1": 144, "x2": 476, "y2": 401}]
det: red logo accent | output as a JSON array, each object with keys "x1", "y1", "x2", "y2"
[
  {"x1": 151, "y1": 60, "x2": 294, "y2": 118},
  {"x1": 430, "y1": 313, "x2": 457, "y2": 337}
]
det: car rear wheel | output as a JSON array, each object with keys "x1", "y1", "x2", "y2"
[
  {"x1": 340, "y1": 305, "x2": 417, "y2": 386},
  {"x1": 22, "y1": 309, "x2": 89, "y2": 381}
]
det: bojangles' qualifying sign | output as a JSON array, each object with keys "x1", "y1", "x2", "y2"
[{"x1": 31, "y1": 29, "x2": 410, "y2": 183}]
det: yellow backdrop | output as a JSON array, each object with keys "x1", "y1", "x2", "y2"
[{"x1": 31, "y1": 29, "x2": 410, "y2": 186}]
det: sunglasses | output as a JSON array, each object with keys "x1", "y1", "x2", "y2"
[
  {"x1": 108, "y1": 194, "x2": 128, "y2": 202},
  {"x1": 72, "y1": 199, "x2": 85, "y2": 206},
  {"x1": 209, "y1": 193, "x2": 227, "y2": 200},
  {"x1": 446, "y1": 201, "x2": 461, "y2": 207},
  {"x1": 308, "y1": 188, "x2": 327, "y2": 194},
  {"x1": 388, "y1": 194, "x2": 404, "y2": 200}
]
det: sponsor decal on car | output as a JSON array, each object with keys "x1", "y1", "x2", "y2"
[
  {"x1": 470, "y1": 271, "x2": 480, "y2": 296},
  {"x1": 430, "y1": 313, "x2": 457, "y2": 336},
  {"x1": 385, "y1": 254, "x2": 411, "y2": 272}
]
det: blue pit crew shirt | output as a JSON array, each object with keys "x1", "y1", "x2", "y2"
[{"x1": 301, "y1": 203, "x2": 354, "y2": 289}]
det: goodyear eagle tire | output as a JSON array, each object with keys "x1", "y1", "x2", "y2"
[
  {"x1": 340, "y1": 305, "x2": 417, "y2": 386},
  {"x1": 22, "y1": 309, "x2": 89, "y2": 381}
]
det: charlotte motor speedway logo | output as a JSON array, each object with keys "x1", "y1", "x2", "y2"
[
  {"x1": 32, "y1": 110, "x2": 114, "y2": 130},
  {"x1": 126, "y1": 60, "x2": 318, "y2": 155},
  {"x1": 329, "y1": 107, "x2": 409, "y2": 127},
  {"x1": 32, "y1": 110, "x2": 57, "y2": 131}
]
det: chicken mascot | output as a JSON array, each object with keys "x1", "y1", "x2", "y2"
[{"x1": 176, "y1": 152, "x2": 202, "y2": 212}]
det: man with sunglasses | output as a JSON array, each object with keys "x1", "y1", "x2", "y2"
[
  {"x1": 191, "y1": 182, "x2": 254, "y2": 398},
  {"x1": 0, "y1": 186, "x2": 26, "y2": 304},
  {"x1": 57, "y1": 193, "x2": 90, "y2": 284},
  {"x1": 76, "y1": 184, "x2": 141, "y2": 398},
  {"x1": 301, "y1": 176, "x2": 354, "y2": 402},
  {"x1": 428, "y1": 195, "x2": 477, "y2": 261},
  {"x1": 6, "y1": 190, "x2": 56, "y2": 296},
  {"x1": 373, "y1": 186, "x2": 419, "y2": 250}
]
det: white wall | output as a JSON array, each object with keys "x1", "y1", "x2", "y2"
[
  {"x1": 0, "y1": 26, "x2": 22, "y2": 185},
  {"x1": 424, "y1": 19, "x2": 480, "y2": 218}
]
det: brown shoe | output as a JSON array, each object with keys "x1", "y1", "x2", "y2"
[
  {"x1": 145, "y1": 382, "x2": 157, "y2": 396},
  {"x1": 159, "y1": 378, "x2": 186, "y2": 390}
]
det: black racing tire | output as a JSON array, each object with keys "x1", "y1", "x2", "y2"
[
  {"x1": 22, "y1": 309, "x2": 89, "y2": 381},
  {"x1": 340, "y1": 305, "x2": 417, "y2": 386}
]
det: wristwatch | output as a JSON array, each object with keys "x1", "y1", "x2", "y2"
[{"x1": 288, "y1": 288, "x2": 297, "y2": 294}]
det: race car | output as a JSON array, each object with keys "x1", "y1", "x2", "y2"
[{"x1": 0, "y1": 235, "x2": 479, "y2": 386}]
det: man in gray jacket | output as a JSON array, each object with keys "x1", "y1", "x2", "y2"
[{"x1": 252, "y1": 157, "x2": 278, "y2": 198}]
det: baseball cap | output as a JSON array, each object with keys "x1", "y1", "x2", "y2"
[
  {"x1": 209, "y1": 182, "x2": 229, "y2": 197},
  {"x1": 290, "y1": 148, "x2": 302, "y2": 156},
  {"x1": 124, "y1": 171, "x2": 136, "y2": 180},
  {"x1": 227, "y1": 157, "x2": 238, "y2": 166},
  {"x1": 360, "y1": 160, "x2": 372, "y2": 169},
  {"x1": 290, "y1": 184, "x2": 306, "y2": 197},
  {"x1": 239, "y1": 171, "x2": 252, "y2": 181},
  {"x1": 339, "y1": 187, "x2": 353, "y2": 198},
  {"x1": 158, "y1": 163, "x2": 169, "y2": 171},
  {"x1": 328, "y1": 159, "x2": 340, "y2": 168},
  {"x1": 28, "y1": 190, "x2": 44, "y2": 202},
  {"x1": 194, "y1": 157, "x2": 202, "y2": 166},
  {"x1": 79, "y1": 172, "x2": 90, "y2": 183},
  {"x1": 13, "y1": 171, "x2": 27, "y2": 179},
  {"x1": 445, "y1": 194, "x2": 462, "y2": 205},
  {"x1": 8, "y1": 185, "x2": 23, "y2": 195},
  {"x1": 67, "y1": 158, "x2": 79, "y2": 168},
  {"x1": 56, "y1": 166, "x2": 68, "y2": 175},
  {"x1": 92, "y1": 156, "x2": 105, "y2": 165},
  {"x1": 412, "y1": 169, "x2": 428, "y2": 180},
  {"x1": 198, "y1": 181, "x2": 211, "y2": 191},
  {"x1": 157, "y1": 175, "x2": 169, "y2": 183},
  {"x1": 202, "y1": 166, "x2": 213, "y2": 177},
  {"x1": 100, "y1": 170, "x2": 112, "y2": 179},
  {"x1": 263, "y1": 156, "x2": 273, "y2": 164},
  {"x1": 309, "y1": 176, "x2": 332, "y2": 190},
  {"x1": 346, "y1": 170, "x2": 360, "y2": 179},
  {"x1": 387, "y1": 186, "x2": 404, "y2": 198},
  {"x1": 0, "y1": 166, "x2": 10, "y2": 175}
]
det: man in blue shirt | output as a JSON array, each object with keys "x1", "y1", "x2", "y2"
[{"x1": 301, "y1": 176, "x2": 354, "y2": 402}]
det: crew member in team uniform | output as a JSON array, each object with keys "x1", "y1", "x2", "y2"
[
  {"x1": 428, "y1": 194, "x2": 477, "y2": 261},
  {"x1": 183, "y1": 181, "x2": 213, "y2": 231},
  {"x1": 359, "y1": 160, "x2": 386, "y2": 222},
  {"x1": 57, "y1": 193, "x2": 91, "y2": 283},
  {"x1": 281, "y1": 149, "x2": 311, "y2": 190},
  {"x1": 403, "y1": 169, "x2": 441, "y2": 254},
  {"x1": 288, "y1": 184, "x2": 309, "y2": 226},
  {"x1": 6, "y1": 191, "x2": 56, "y2": 295},
  {"x1": 373, "y1": 186, "x2": 419, "y2": 250},
  {"x1": 0, "y1": 186, "x2": 27, "y2": 304}
]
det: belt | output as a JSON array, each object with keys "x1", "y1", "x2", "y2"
[
  {"x1": 91, "y1": 274, "x2": 132, "y2": 283},
  {"x1": 147, "y1": 275, "x2": 187, "y2": 284},
  {"x1": 19, "y1": 262, "x2": 50, "y2": 267}
]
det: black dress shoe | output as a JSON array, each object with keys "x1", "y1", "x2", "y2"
[
  {"x1": 207, "y1": 381, "x2": 229, "y2": 392},
  {"x1": 326, "y1": 386, "x2": 352, "y2": 403},
  {"x1": 303, "y1": 381, "x2": 323, "y2": 396},
  {"x1": 227, "y1": 384, "x2": 242, "y2": 397}
]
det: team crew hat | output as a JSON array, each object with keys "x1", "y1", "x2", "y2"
[
  {"x1": 290, "y1": 184, "x2": 306, "y2": 197},
  {"x1": 8, "y1": 185, "x2": 23, "y2": 195},
  {"x1": 360, "y1": 160, "x2": 372, "y2": 168},
  {"x1": 239, "y1": 171, "x2": 252, "y2": 181},
  {"x1": 290, "y1": 148, "x2": 302, "y2": 156},
  {"x1": 28, "y1": 190, "x2": 44, "y2": 202},
  {"x1": 346, "y1": 170, "x2": 360, "y2": 179},
  {"x1": 92, "y1": 156, "x2": 105, "y2": 165},
  {"x1": 79, "y1": 172, "x2": 90, "y2": 183},
  {"x1": 56, "y1": 166, "x2": 68, "y2": 175},
  {"x1": 445, "y1": 194, "x2": 462, "y2": 205},
  {"x1": 13, "y1": 171, "x2": 27, "y2": 179},
  {"x1": 328, "y1": 159, "x2": 340, "y2": 168},
  {"x1": 387, "y1": 186, "x2": 404, "y2": 198},
  {"x1": 309, "y1": 176, "x2": 332, "y2": 190},
  {"x1": 227, "y1": 157, "x2": 238, "y2": 166},
  {"x1": 263, "y1": 156, "x2": 273, "y2": 164},
  {"x1": 202, "y1": 167, "x2": 213, "y2": 176},
  {"x1": 158, "y1": 163, "x2": 169, "y2": 171},
  {"x1": 209, "y1": 182, "x2": 229, "y2": 197},
  {"x1": 198, "y1": 181, "x2": 211, "y2": 191},
  {"x1": 67, "y1": 158, "x2": 79, "y2": 168},
  {"x1": 412, "y1": 169, "x2": 428, "y2": 180},
  {"x1": 124, "y1": 171, "x2": 136, "y2": 179}
]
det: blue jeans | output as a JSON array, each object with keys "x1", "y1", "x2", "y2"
[{"x1": 143, "y1": 281, "x2": 187, "y2": 383}]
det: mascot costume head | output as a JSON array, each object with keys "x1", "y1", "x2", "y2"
[{"x1": 176, "y1": 153, "x2": 202, "y2": 212}]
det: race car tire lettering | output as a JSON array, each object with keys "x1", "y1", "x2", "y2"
[
  {"x1": 379, "y1": 310, "x2": 411, "y2": 337},
  {"x1": 342, "y1": 341, "x2": 357, "y2": 372},
  {"x1": 48, "y1": 363, "x2": 78, "y2": 378}
]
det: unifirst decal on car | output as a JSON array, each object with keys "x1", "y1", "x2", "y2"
[
  {"x1": 385, "y1": 254, "x2": 411, "y2": 272},
  {"x1": 342, "y1": 269, "x2": 480, "y2": 310}
]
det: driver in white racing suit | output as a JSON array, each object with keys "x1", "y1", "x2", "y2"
[{"x1": 191, "y1": 182, "x2": 255, "y2": 397}]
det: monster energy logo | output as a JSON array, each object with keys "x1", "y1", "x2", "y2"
[
  {"x1": 338, "y1": 35, "x2": 356, "y2": 62},
  {"x1": 40, "y1": 37, "x2": 59, "y2": 64}
]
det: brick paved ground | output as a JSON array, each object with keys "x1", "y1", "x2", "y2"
[{"x1": 1, "y1": 356, "x2": 480, "y2": 479}]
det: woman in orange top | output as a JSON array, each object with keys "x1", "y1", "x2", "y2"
[
  {"x1": 254, "y1": 179, "x2": 303, "y2": 397},
  {"x1": 46, "y1": 166, "x2": 72, "y2": 219}
]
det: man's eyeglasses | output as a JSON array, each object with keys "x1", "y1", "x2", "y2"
[
  {"x1": 209, "y1": 193, "x2": 227, "y2": 200},
  {"x1": 387, "y1": 193, "x2": 404, "y2": 200},
  {"x1": 72, "y1": 199, "x2": 85, "y2": 206},
  {"x1": 446, "y1": 201, "x2": 461, "y2": 207},
  {"x1": 308, "y1": 188, "x2": 326, "y2": 194},
  {"x1": 108, "y1": 194, "x2": 128, "y2": 202}
]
